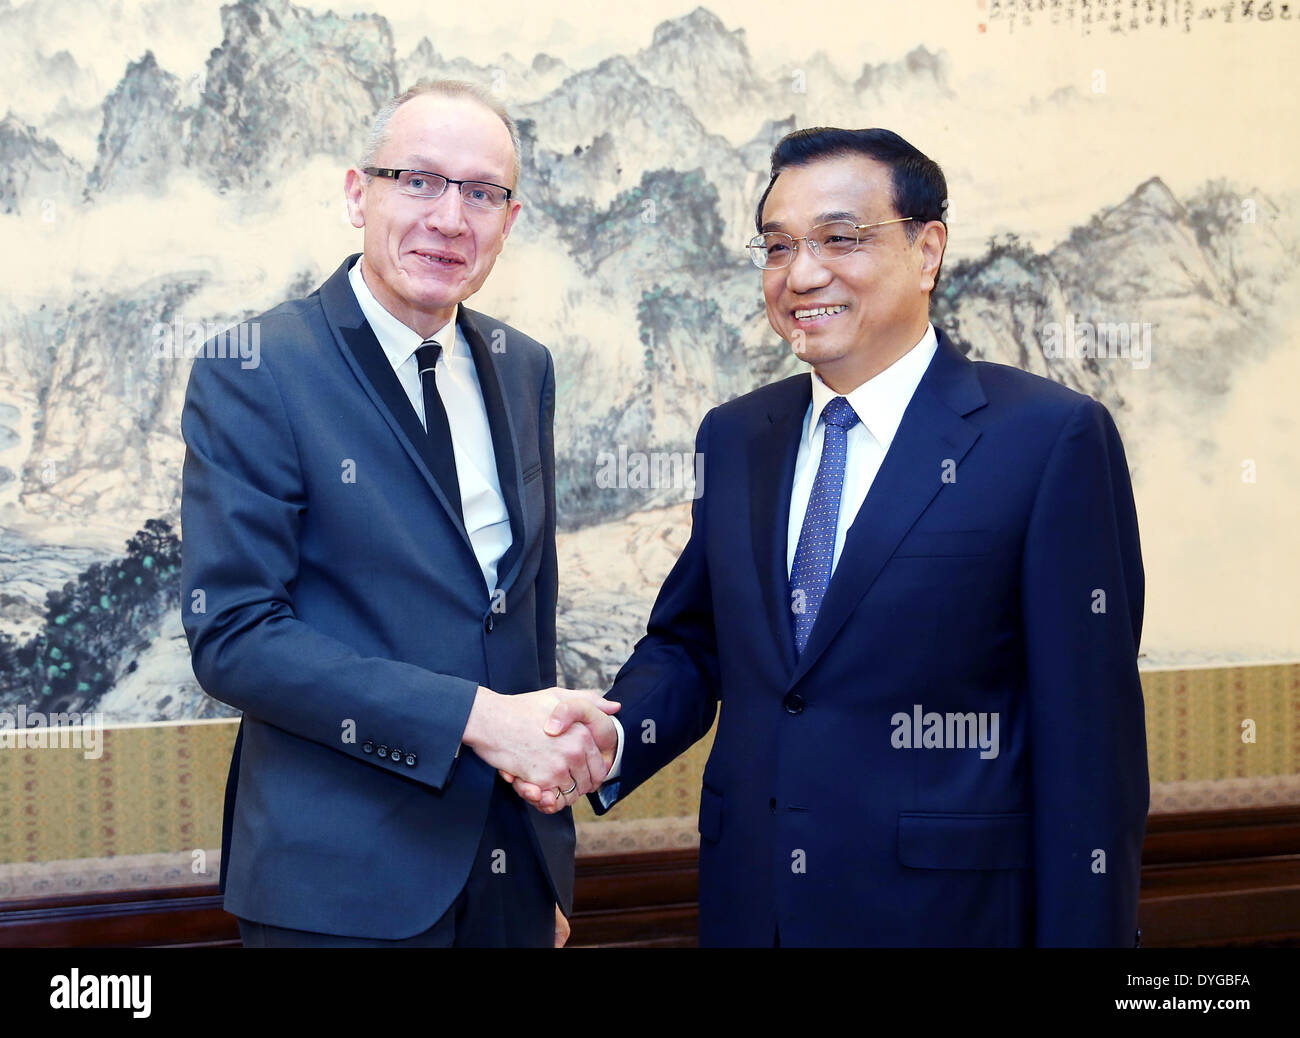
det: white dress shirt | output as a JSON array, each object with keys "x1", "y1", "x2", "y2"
[
  {"x1": 787, "y1": 323, "x2": 938, "y2": 578},
  {"x1": 348, "y1": 258, "x2": 512, "y2": 595},
  {"x1": 602, "y1": 324, "x2": 938, "y2": 797}
]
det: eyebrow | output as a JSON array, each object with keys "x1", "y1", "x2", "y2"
[
  {"x1": 760, "y1": 209, "x2": 862, "y2": 233},
  {"x1": 403, "y1": 159, "x2": 507, "y2": 184}
]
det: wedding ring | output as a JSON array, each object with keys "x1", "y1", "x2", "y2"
[{"x1": 561, "y1": 780, "x2": 578, "y2": 796}]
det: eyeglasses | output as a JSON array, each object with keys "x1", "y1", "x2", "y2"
[
  {"x1": 746, "y1": 217, "x2": 918, "y2": 269},
  {"x1": 362, "y1": 167, "x2": 513, "y2": 210}
]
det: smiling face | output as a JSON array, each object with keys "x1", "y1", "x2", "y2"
[
  {"x1": 344, "y1": 93, "x2": 521, "y2": 337},
  {"x1": 759, "y1": 153, "x2": 945, "y2": 393}
]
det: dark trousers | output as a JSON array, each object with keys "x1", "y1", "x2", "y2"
[{"x1": 237, "y1": 777, "x2": 555, "y2": 948}]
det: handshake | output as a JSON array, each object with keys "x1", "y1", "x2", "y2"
[{"x1": 461, "y1": 685, "x2": 621, "y2": 813}]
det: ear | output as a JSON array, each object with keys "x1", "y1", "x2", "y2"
[
  {"x1": 917, "y1": 220, "x2": 947, "y2": 293},
  {"x1": 344, "y1": 168, "x2": 367, "y2": 229},
  {"x1": 500, "y1": 197, "x2": 523, "y2": 242}
]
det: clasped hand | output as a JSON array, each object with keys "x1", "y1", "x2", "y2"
[{"x1": 463, "y1": 685, "x2": 618, "y2": 814}]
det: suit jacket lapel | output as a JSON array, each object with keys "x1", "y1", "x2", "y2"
[
  {"x1": 459, "y1": 308, "x2": 528, "y2": 595},
  {"x1": 788, "y1": 331, "x2": 987, "y2": 687},
  {"x1": 749, "y1": 375, "x2": 810, "y2": 679},
  {"x1": 317, "y1": 255, "x2": 476, "y2": 554}
]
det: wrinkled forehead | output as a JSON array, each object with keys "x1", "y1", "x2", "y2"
[
  {"x1": 760, "y1": 155, "x2": 895, "y2": 232},
  {"x1": 381, "y1": 94, "x2": 515, "y2": 185}
]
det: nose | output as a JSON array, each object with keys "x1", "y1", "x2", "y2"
[
  {"x1": 423, "y1": 185, "x2": 468, "y2": 237},
  {"x1": 785, "y1": 238, "x2": 832, "y2": 293}
]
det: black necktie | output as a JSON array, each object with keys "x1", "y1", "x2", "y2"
[{"x1": 415, "y1": 339, "x2": 464, "y2": 520}]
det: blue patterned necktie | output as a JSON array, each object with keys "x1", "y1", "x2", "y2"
[{"x1": 790, "y1": 395, "x2": 860, "y2": 655}]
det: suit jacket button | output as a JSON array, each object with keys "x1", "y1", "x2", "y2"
[
  {"x1": 362, "y1": 741, "x2": 375, "y2": 754},
  {"x1": 783, "y1": 693, "x2": 805, "y2": 715},
  {"x1": 484, "y1": 614, "x2": 495, "y2": 633},
  {"x1": 390, "y1": 747, "x2": 402, "y2": 762},
  {"x1": 1135, "y1": 928, "x2": 1142, "y2": 948},
  {"x1": 376, "y1": 744, "x2": 389, "y2": 758},
  {"x1": 405, "y1": 753, "x2": 417, "y2": 767}
]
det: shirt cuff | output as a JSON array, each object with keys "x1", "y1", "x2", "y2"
[
  {"x1": 596, "y1": 716, "x2": 625, "y2": 810},
  {"x1": 606, "y1": 715, "x2": 625, "y2": 780}
]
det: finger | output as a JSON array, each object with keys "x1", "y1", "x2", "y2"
[
  {"x1": 498, "y1": 770, "x2": 516, "y2": 784},
  {"x1": 570, "y1": 708, "x2": 616, "y2": 781},
  {"x1": 561, "y1": 751, "x2": 594, "y2": 803},
  {"x1": 545, "y1": 695, "x2": 621, "y2": 737},
  {"x1": 541, "y1": 706, "x2": 572, "y2": 737},
  {"x1": 564, "y1": 724, "x2": 601, "y2": 795},
  {"x1": 580, "y1": 721, "x2": 607, "y2": 788},
  {"x1": 544, "y1": 697, "x2": 607, "y2": 736},
  {"x1": 513, "y1": 779, "x2": 544, "y2": 803},
  {"x1": 559, "y1": 689, "x2": 622, "y2": 715},
  {"x1": 527, "y1": 788, "x2": 558, "y2": 812}
]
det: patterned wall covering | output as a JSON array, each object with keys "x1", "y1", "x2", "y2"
[
  {"x1": 2, "y1": 0, "x2": 1297, "y2": 726},
  {"x1": 2, "y1": 664, "x2": 1296, "y2": 898}
]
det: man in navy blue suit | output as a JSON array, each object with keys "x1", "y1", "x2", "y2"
[
  {"x1": 514, "y1": 127, "x2": 1148, "y2": 947},
  {"x1": 181, "y1": 80, "x2": 619, "y2": 947}
]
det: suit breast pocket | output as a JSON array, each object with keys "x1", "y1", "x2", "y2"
[{"x1": 893, "y1": 529, "x2": 994, "y2": 559}]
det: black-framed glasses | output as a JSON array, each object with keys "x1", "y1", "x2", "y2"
[
  {"x1": 362, "y1": 167, "x2": 513, "y2": 210},
  {"x1": 746, "y1": 217, "x2": 918, "y2": 269}
]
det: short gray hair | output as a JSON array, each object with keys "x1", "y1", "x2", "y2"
[{"x1": 359, "y1": 79, "x2": 522, "y2": 189}]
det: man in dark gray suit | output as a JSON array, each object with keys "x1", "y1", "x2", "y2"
[{"x1": 180, "y1": 80, "x2": 619, "y2": 947}]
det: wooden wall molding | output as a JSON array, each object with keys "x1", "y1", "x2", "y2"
[
  {"x1": 1, "y1": 805, "x2": 1297, "y2": 948},
  {"x1": 1139, "y1": 804, "x2": 1300, "y2": 947}
]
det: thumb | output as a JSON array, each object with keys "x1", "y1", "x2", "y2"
[
  {"x1": 557, "y1": 688, "x2": 622, "y2": 716},
  {"x1": 544, "y1": 697, "x2": 608, "y2": 735},
  {"x1": 540, "y1": 697, "x2": 587, "y2": 733}
]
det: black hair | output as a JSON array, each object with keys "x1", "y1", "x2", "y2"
[{"x1": 754, "y1": 127, "x2": 948, "y2": 287}]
